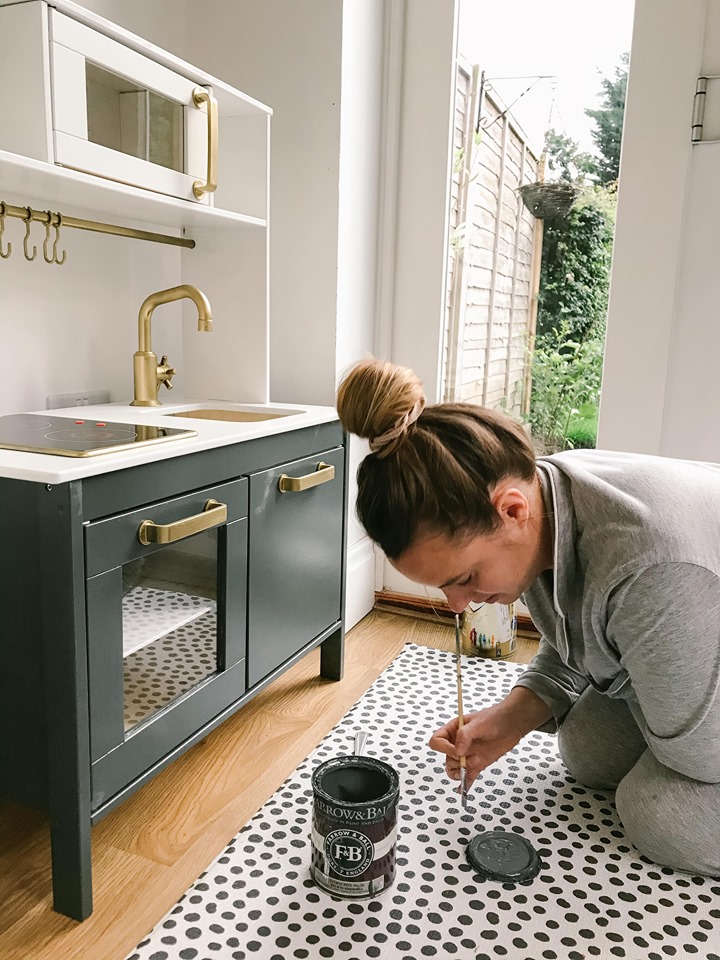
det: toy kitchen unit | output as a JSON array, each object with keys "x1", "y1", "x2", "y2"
[{"x1": 0, "y1": 0, "x2": 348, "y2": 922}]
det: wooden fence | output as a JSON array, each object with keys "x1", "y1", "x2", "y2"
[{"x1": 443, "y1": 62, "x2": 542, "y2": 415}]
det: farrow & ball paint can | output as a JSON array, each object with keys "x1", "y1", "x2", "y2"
[{"x1": 310, "y1": 755, "x2": 400, "y2": 898}]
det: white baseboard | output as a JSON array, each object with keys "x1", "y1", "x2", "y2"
[{"x1": 345, "y1": 537, "x2": 376, "y2": 630}]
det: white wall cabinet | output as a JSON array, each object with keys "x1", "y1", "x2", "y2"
[
  {"x1": 0, "y1": 0, "x2": 270, "y2": 215},
  {"x1": 50, "y1": 9, "x2": 211, "y2": 203}
]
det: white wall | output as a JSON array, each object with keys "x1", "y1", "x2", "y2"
[
  {"x1": 180, "y1": 0, "x2": 459, "y2": 606},
  {"x1": 386, "y1": 0, "x2": 459, "y2": 402},
  {"x1": 336, "y1": 0, "x2": 387, "y2": 626},
  {"x1": 380, "y1": 0, "x2": 459, "y2": 595},
  {"x1": 0, "y1": 203, "x2": 183, "y2": 415},
  {"x1": 657, "y1": 0, "x2": 720, "y2": 460},
  {"x1": 597, "y1": 0, "x2": 706, "y2": 455},
  {"x1": 176, "y1": 0, "x2": 345, "y2": 408},
  {"x1": 77, "y1": 0, "x2": 188, "y2": 56}
]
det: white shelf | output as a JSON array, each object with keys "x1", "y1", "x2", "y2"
[
  {"x1": 0, "y1": 149, "x2": 266, "y2": 233},
  {"x1": 122, "y1": 585, "x2": 215, "y2": 658}
]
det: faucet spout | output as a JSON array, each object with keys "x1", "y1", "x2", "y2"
[
  {"x1": 132, "y1": 284, "x2": 213, "y2": 406},
  {"x1": 137, "y1": 283, "x2": 212, "y2": 352}
]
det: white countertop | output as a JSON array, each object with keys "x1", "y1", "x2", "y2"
[{"x1": 0, "y1": 400, "x2": 340, "y2": 484}]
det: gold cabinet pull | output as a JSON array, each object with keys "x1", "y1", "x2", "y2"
[
  {"x1": 192, "y1": 87, "x2": 218, "y2": 199},
  {"x1": 278, "y1": 461, "x2": 335, "y2": 493},
  {"x1": 138, "y1": 499, "x2": 227, "y2": 545}
]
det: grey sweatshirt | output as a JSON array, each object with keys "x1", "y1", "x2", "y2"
[{"x1": 515, "y1": 449, "x2": 720, "y2": 784}]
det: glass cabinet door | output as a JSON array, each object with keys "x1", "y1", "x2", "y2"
[
  {"x1": 85, "y1": 479, "x2": 247, "y2": 805},
  {"x1": 120, "y1": 529, "x2": 219, "y2": 731},
  {"x1": 85, "y1": 63, "x2": 185, "y2": 174}
]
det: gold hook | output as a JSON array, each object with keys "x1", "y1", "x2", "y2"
[
  {"x1": 52, "y1": 213, "x2": 67, "y2": 265},
  {"x1": 42, "y1": 211, "x2": 54, "y2": 264},
  {"x1": 0, "y1": 202, "x2": 11, "y2": 259},
  {"x1": 22, "y1": 208, "x2": 37, "y2": 261}
]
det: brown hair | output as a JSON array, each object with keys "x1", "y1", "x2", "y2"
[{"x1": 336, "y1": 357, "x2": 537, "y2": 559}]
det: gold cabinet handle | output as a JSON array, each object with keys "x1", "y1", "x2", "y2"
[
  {"x1": 138, "y1": 499, "x2": 227, "y2": 545},
  {"x1": 278, "y1": 461, "x2": 335, "y2": 493},
  {"x1": 192, "y1": 87, "x2": 218, "y2": 199}
]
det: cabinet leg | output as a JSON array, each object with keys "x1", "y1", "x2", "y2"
[
  {"x1": 48, "y1": 808, "x2": 93, "y2": 920},
  {"x1": 39, "y1": 482, "x2": 94, "y2": 920},
  {"x1": 320, "y1": 625, "x2": 344, "y2": 681}
]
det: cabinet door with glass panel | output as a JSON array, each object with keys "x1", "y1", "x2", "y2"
[
  {"x1": 49, "y1": 9, "x2": 215, "y2": 202},
  {"x1": 84, "y1": 478, "x2": 247, "y2": 812}
]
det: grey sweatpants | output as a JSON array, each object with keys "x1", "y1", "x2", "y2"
[{"x1": 557, "y1": 687, "x2": 720, "y2": 877}]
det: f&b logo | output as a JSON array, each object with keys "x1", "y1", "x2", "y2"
[{"x1": 325, "y1": 829, "x2": 373, "y2": 877}]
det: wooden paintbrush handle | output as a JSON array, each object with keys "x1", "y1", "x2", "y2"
[{"x1": 455, "y1": 624, "x2": 467, "y2": 770}]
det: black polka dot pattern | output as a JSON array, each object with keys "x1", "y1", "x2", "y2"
[
  {"x1": 122, "y1": 585, "x2": 214, "y2": 656},
  {"x1": 123, "y1": 610, "x2": 217, "y2": 730},
  {"x1": 125, "y1": 643, "x2": 720, "y2": 960}
]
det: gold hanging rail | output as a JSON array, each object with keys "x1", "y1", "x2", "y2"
[{"x1": 0, "y1": 199, "x2": 195, "y2": 258}]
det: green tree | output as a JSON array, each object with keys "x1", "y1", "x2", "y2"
[
  {"x1": 525, "y1": 129, "x2": 618, "y2": 452},
  {"x1": 536, "y1": 185, "x2": 615, "y2": 342},
  {"x1": 544, "y1": 129, "x2": 594, "y2": 183},
  {"x1": 585, "y1": 53, "x2": 629, "y2": 184},
  {"x1": 521, "y1": 57, "x2": 628, "y2": 452}
]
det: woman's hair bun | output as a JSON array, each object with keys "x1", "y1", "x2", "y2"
[{"x1": 336, "y1": 357, "x2": 425, "y2": 455}]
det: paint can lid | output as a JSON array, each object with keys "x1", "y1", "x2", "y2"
[{"x1": 465, "y1": 831, "x2": 541, "y2": 882}]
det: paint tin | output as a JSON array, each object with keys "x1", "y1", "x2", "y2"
[
  {"x1": 310, "y1": 755, "x2": 399, "y2": 898},
  {"x1": 461, "y1": 602, "x2": 517, "y2": 659}
]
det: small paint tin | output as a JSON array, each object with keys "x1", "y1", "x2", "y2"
[
  {"x1": 461, "y1": 602, "x2": 517, "y2": 659},
  {"x1": 310, "y1": 755, "x2": 399, "y2": 898}
]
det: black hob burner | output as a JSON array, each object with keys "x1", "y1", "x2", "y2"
[{"x1": 0, "y1": 413, "x2": 197, "y2": 457}]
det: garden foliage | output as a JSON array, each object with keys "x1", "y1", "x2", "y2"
[
  {"x1": 525, "y1": 56, "x2": 627, "y2": 453},
  {"x1": 527, "y1": 186, "x2": 615, "y2": 453}
]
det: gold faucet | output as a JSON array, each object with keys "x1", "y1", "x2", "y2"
[{"x1": 131, "y1": 284, "x2": 212, "y2": 406}]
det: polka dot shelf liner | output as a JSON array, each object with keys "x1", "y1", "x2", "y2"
[
  {"x1": 125, "y1": 643, "x2": 720, "y2": 960},
  {"x1": 122, "y1": 586, "x2": 214, "y2": 657},
  {"x1": 123, "y1": 610, "x2": 217, "y2": 730}
]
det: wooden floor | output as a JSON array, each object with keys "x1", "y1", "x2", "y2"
[{"x1": 0, "y1": 610, "x2": 537, "y2": 960}]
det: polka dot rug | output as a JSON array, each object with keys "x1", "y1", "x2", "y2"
[{"x1": 126, "y1": 643, "x2": 720, "y2": 960}]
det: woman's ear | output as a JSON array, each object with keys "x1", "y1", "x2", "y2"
[{"x1": 491, "y1": 483, "x2": 531, "y2": 529}]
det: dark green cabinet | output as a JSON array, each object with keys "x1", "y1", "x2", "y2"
[
  {"x1": 85, "y1": 477, "x2": 249, "y2": 808},
  {"x1": 0, "y1": 420, "x2": 347, "y2": 921},
  {"x1": 248, "y1": 446, "x2": 344, "y2": 686}
]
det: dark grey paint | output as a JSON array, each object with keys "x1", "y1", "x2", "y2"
[
  {"x1": 81, "y1": 422, "x2": 343, "y2": 521},
  {"x1": 86, "y1": 568, "x2": 125, "y2": 761},
  {"x1": 38, "y1": 481, "x2": 93, "y2": 920},
  {"x1": 0, "y1": 478, "x2": 47, "y2": 808},
  {"x1": 84, "y1": 478, "x2": 248, "y2": 578},
  {"x1": 247, "y1": 447, "x2": 344, "y2": 687}
]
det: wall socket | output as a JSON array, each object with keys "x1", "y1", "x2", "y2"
[{"x1": 46, "y1": 390, "x2": 111, "y2": 409}]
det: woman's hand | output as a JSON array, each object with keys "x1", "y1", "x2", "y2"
[{"x1": 429, "y1": 686, "x2": 552, "y2": 789}]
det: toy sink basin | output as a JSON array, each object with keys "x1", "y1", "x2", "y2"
[{"x1": 165, "y1": 404, "x2": 305, "y2": 423}]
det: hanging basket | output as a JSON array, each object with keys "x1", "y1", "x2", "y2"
[{"x1": 519, "y1": 181, "x2": 578, "y2": 220}]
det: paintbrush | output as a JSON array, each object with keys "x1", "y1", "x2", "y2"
[{"x1": 454, "y1": 613, "x2": 468, "y2": 810}]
